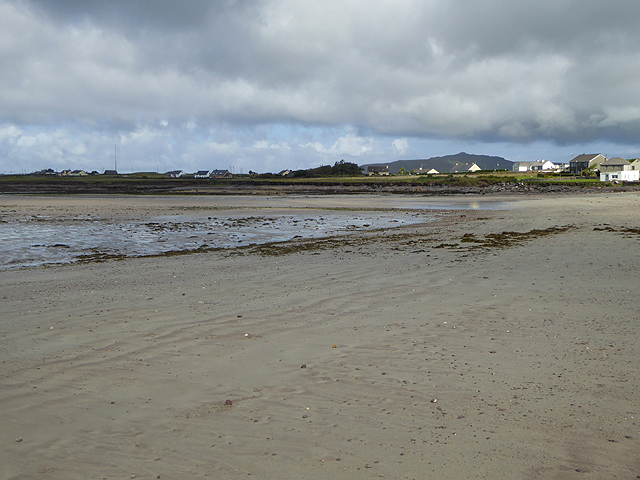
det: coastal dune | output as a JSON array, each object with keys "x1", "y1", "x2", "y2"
[{"x1": 1, "y1": 193, "x2": 639, "y2": 479}]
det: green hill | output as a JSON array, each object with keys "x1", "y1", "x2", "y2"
[{"x1": 362, "y1": 152, "x2": 513, "y2": 174}]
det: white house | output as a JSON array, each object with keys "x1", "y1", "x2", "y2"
[
  {"x1": 599, "y1": 158, "x2": 639, "y2": 182},
  {"x1": 367, "y1": 165, "x2": 390, "y2": 175},
  {"x1": 194, "y1": 170, "x2": 212, "y2": 178},
  {"x1": 512, "y1": 160, "x2": 556, "y2": 172},
  {"x1": 451, "y1": 162, "x2": 481, "y2": 173},
  {"x1": 61, "y1": 169, "x2": 89, "y2": 176},
  {"x1": 513, "y1": 161, "x2": 534, "y2": 172},
  {"x1": 167, "y1": 170, "x2": 186, "y2": 178},
  {"x1": 600, "y1": 170, "x2": 640, "y2": 182}
]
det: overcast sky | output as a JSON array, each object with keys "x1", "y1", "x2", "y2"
[{"x1": 2, "y1": 0, "x2": 640, "y2": 174}]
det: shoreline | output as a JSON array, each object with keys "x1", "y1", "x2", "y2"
[
  {"x1": 2, "y1": 175, "x2": 639, "y2": 197},
  {"x1": 2, "y1": 192, "x2": 639, "y2": 479}
]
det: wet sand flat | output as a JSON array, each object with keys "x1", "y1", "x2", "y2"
[{"x1": 1, "y1": 192, "x2": 640, "y2": 479}]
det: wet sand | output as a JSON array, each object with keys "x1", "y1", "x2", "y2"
[{"x1": 1, "y1": 192, "x2": 640, "y2": 479}]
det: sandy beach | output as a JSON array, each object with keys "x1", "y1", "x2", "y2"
[{"x1": 1, "y1": 192, "x2": 640, "y2": 479}]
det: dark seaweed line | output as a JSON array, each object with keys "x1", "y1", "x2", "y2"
[{"x1": 436, "y1": 225, "x2": 574, "y2": 251}]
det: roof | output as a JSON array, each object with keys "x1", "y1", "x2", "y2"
[
  {"x1": 570, "y1": 154, "x2": 603, "y2": 163},
  {"x1": 515, "y1": 161, "x2": 544, "y2": 167},
  {"x1": 451, "y1": 162, "x2": 480, "y2": 172},
  {"x1": 600, "y1": 157, "x2": 630, "y2": 166}
]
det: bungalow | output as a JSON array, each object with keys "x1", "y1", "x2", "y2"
[
  {"x1": 194, "y1": 170, "x2": 212, "y2": 178},
  {"x1": 367, "y1": 165, "x2": 390, "y2": 176},
  {"x1": 569, "y1": 154, "x2": 605, "y2": 174},
  {"x1": 210, "y1": 169, "x2": 232, "y2": 178},
  {"x1": 629, "y1": 159, "x2": 640, "y2": 171},
  {"x1": 513, "y1": 161, "x2": 539, "y2": 172},
  {"x1": 61, "y1": 169, "x2": 89, "y2": 176},
  {"x1": 451, "y1": 162, "x2": 481, "y2": 173},
  {"x1": 166, "y1": 170, "x2": 186, "y2": 178},
  {"x1": 425, "y1": 168, "x2": 439, "y2": 174},
  {"x1": 512, "y1": 160, "x2": 557, "y2": 172},
  {"x1": 103, "y1": 169, "x2": 118, "y2": 175}
]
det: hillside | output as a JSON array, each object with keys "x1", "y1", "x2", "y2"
[{"x1": 361, "y1": 152, "x2": 513, "y2": 174}]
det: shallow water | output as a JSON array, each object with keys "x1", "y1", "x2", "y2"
[
  {"x1": 1, "y1": 193, "x2": 518, "y2": 270},
  {"x1": 0, "y1": 211, "x2": 430, "y2": 270}
]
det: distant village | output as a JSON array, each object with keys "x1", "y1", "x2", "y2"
[
  {"x1": 31, "y1": 168, "x2": 234, "y2": 179},
  {"x1": 365, "y1": 153, "x2": 640, "y2": 182},
  {"x1": 28, "y1": 153, "x2": 640, "y2": 183},
  {"x1": 514, "y1": 154, "x2": 640, "y2": 182}
]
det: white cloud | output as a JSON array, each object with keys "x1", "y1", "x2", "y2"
[
  {"x1": 392, "y1": 138, "x2": 409, "y2": 155},
  {"x1": 253, "y1": 140, "x2": 291, "y2": 150},
  {"x1": 305, "y1": 129, "x2": 374, "y2": 157},
  {"x1": 0, "y1": 124, "x2": 22, "y2": 143}
]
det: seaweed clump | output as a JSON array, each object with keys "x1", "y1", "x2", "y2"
[{"x1": 439, "y1": 225, "x2": 572, "y2": 250}]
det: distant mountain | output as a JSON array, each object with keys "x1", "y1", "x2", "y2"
[{"x1": 361, "y1": 152, "x2": 513, "y2": 174}]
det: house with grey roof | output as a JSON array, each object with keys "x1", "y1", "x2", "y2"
[
  {"x1": 599, "y1": 157, "x2": 639, "y2": 182},
  {"x1": 599, "y1": 157, "x2": 631, "y2": 172},
  {"x1": 512, "y1": 160, "x2": 557, "y2": 172},
  {"x1": 210, "y1": 169, "x2": 232, "y2": 178},
  {"x1": 367, "y1": 165, "x2": 390, "y2": 175},
  {"x1": 194, "y1": 170, "x2": 212, "y2": 178},
  {"x1": 569, "y1": 154, "x2": 605, "y2": 174}
]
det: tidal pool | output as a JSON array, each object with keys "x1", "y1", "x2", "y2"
[{"x1": 0, "y1": 211, "x2": 431, "y2": 270}]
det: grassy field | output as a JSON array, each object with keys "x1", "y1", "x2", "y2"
[{"x1": 0, "y1": 170, "x2": 628, "y2": 195}]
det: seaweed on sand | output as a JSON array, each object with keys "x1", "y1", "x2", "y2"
[
  {"x1": 241, "y1": 230, "x2": 434, "y2": 257},
  {"x1": 437, "y1": 225, "x2": 573, "y2": 250}
]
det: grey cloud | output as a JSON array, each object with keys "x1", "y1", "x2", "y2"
[
  {"x1": 27, "y1": 0, "x2": 252, "y2": 31},
  {"x1": 430, "y1": 1, "x2": 640, "y2": 56}
]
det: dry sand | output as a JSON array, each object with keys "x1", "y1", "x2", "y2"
[{"x1": 1, "y1": 192, "x2": 640, "y2": 479}]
